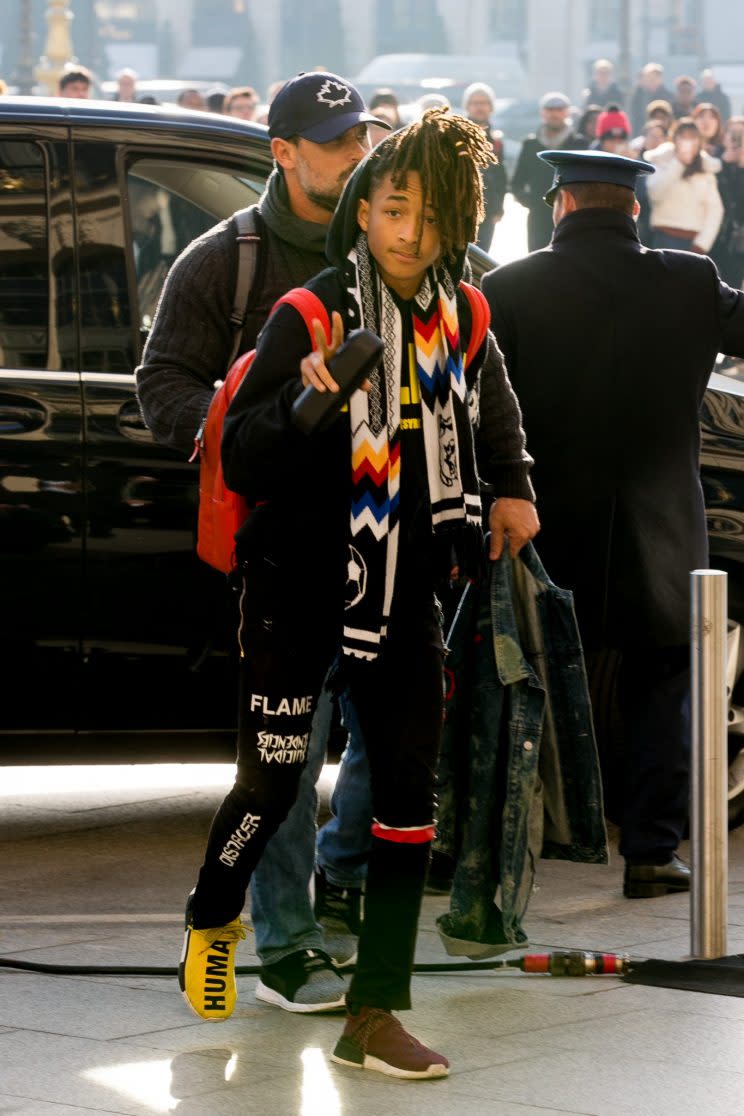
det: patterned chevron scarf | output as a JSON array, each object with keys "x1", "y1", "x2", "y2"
[{"x1": 342, "y1": 232, "x2": 481, "y2": 660}]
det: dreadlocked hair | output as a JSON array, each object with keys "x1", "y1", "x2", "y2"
[{"x1": 368, "y1": 106, "x2": 497, "y2": 261}]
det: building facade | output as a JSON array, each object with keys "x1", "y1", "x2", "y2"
[{"x1": 4, "y1": 1, "x2": 742, "y2": 110}]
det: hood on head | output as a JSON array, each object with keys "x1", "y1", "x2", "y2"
[{"x1": 325, "y1": 133, "x2": 468, "y2": 283}]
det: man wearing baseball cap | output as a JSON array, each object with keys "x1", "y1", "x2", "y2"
[
  {"x1": 137, "y1": 71, "x2": 389, "y2": 1014},
  {"x1": 510, "y1": 90, "x2": 582, "y2": 250},
  {"x1": 262, "y1": 71, "x2": 390, "y2": 219}
]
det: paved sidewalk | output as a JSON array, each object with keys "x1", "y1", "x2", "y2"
[{"x1": 1, "y1": 764, "x2": 743, "y2": 1116}]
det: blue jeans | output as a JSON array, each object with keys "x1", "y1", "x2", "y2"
[{"x1": 316, "y1": 692, "x2": 373, "y2": 889}]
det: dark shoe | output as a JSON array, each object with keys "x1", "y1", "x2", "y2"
[
  {"x1": 623, "y1": 854, "x2": 691, "y2": 898},
  {"x1": 331, "y1": 1006, "x2": 449, "y2": 1079},
  {"x1": 314, "y1": 867, "x2": 362, "y2": 968},
  {"x1": 255, "y1": 948, "x2": 346, "y2": 1013}
]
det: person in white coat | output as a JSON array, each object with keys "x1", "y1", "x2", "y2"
[{"x1": 645, "y1": 117, "x2": 723, "y2": 253}]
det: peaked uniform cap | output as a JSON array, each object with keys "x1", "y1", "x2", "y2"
[
  {"x1": 538, "y1": 148, "x2": 655, "y2": 206},
  {"x1": 268, "y1": 71, "x2": 391, "y2": 143}
]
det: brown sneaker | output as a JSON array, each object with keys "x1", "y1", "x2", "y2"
[{"x1": 331, "y1": 1006, "x2": 449, "y2": 1079}]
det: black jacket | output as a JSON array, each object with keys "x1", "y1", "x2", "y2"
[
  {"x1": 582, "y1": 80, "x2": 625, "y2": 109},
  {"x1": 629, "y1": 83, "x2": 675, "y2": 134},
  {"x1": 222, "y1": 139, "x2": 534, "y2": 584},
  {"x1": 695, "y1": 85, "x2": 732, "y2": 121},
  {"x1": 222, "y1": 268, "x2": 533, "y2": 576},
  {"x1": 510, "y1": 131, "x2": 583, "y2": 213},
  {"x1": 510, "y1": 131, "x2": 582, "y2": 251},
  {"x1": 483, "y1": 208, "x2": 744, "y2": 646}
]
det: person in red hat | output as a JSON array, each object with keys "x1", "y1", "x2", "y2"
[{"x1": 594, "y1": 105, "x2": 633, "y2": 155}]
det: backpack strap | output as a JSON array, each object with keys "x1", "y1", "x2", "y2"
[
  {"x1": 272, "y1": 287, "x2": 332, "y2": 348},
  {"x1": 460, "y1": 282, "x2": 491, "y2": 368},
  {"x1": 228, "y1": 205, "x2": 265, "y2": 368}
]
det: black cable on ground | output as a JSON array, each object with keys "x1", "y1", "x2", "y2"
[
  {"x1": 0, "y1": 958, "x2": 508, "y2": 976},
  {"x1": 0, "y1": 950, "x2": 633, "y2": 978}
]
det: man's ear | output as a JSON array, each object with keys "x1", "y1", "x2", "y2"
[
  {"x1": 357, "y1": 197, "x2": 370, "y2": 232},
  {"x1": 632, "y1": 197, "x2": 641, "y2": 219},
  {"x1": 560, "y1": 188, "x2": 578, "y2": 214},
  {"x1": 271, "y1": 136, "x2": 296, "y2": 170}
]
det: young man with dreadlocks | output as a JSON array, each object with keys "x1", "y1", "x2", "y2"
[{"x1": 179, "y1": 108, "x2": 539, "y2": 1079}]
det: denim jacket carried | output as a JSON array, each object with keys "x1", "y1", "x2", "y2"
[{"x1": 435, "y1": 541, "x2": 608, "y2": 953}]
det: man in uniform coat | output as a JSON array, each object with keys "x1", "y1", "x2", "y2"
[{"x1": 482, "y1": 149, "x2": 744, "y2": 897}]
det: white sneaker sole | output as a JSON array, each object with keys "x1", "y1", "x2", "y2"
[
  {"x1": 330, "y1": 1051, "x2": 449, "y2": 1079},
  {"x1": 255, "y1": 979, "x2": 346, "y2": 1013}
]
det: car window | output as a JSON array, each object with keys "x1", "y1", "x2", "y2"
[
  {"x1": 0, "y1": 141, "x2": 50, "y2": 370},
  {"x1": 126, "y1": 159, "x2": 265, "y2": 332},
  {"x1": 74, "y1": 141, "x2": 134, "y2": 374}
]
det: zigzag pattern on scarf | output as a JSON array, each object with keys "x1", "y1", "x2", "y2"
[
  {"x1": 350, "y1": 429, "x2": 400, "y2": 541},
  {"x1": 439, "y1": 290, "x2": 467, "y2": 401},
  {"x1": 413, "y1": 305, "x2": 451, "y2": 407},
  {"x1": 413, "y1": 292, "x2": 466, "y2": 408},
  {"x1": 343, "y1": 232, "x2": 481, "y2": 660}
]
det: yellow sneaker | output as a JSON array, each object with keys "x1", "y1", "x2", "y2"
[{"x1": 178, "y1": 892, "x2": 246, "y2": 1021}]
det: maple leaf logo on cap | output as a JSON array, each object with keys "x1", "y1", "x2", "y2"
[{"x1": 316, "y1": 79, "x2": 352, "y2": 109}]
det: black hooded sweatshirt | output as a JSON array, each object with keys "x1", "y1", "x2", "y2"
[{"x1": 221, "y1": 146, "x2": 534, "y2": 583}]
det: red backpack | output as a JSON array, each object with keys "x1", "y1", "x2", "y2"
[
  {"x1": 195, "y1": 288, "x2": 331, "y2": 574},
  {"x1": 195, "y1": 281, "x2": 490, "y2": 575}
]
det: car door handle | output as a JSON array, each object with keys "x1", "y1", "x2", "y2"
[
  {"x1": 117, "y1": 400, "x2": 153, "y2": 442},
  {"x1": 0, "y1": 396, "x2": 48, "y2": 434}
]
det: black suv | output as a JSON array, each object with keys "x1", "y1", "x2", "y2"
[{"x1": 0, "y1": 98, "x2": 274, "y2": 759}]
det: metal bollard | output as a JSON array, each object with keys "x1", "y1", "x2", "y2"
[{"x1": 690, "y1": 569, "x2": 729, "y2": 959}]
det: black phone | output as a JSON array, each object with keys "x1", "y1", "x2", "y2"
[{"x1": 291, "y1": 327, "x2": 384, "y2": 435}]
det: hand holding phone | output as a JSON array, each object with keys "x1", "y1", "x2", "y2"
[{"x1": 292, "y1": 328, "x2": 384, "y2": 434}]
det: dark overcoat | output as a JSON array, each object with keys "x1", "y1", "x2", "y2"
[{"x1": 482, "y1": 208, "x2": 744, "y2": 647}]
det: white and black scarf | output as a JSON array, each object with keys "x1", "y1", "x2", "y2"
[{"x1": 342, "y1": 233, "x2": 481, "y2": 660}]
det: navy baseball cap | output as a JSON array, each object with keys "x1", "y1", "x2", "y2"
[
  {"x1": 539, "y1": 149, "x2": 655, "y2": 206},
  {"x1": 268, "y1": 71, "x2": 392, "y2": 143}
]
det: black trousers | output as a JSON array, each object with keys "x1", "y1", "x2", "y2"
[
  {"x1": 191, "y1": 560, "x2": 444, "y2": 1010},
  {"x1": 615, "y1": 645, "x2": 691, "y2": 862}
]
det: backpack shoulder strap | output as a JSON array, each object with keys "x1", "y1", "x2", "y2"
[
  {"x1": 460, "y1": 282, "x2": 491, "y2": 368},
  {"x1": 227, "y1": 205, "x2": 264, "y2": 367},
  {"x1": 272, "y1": 287, "x2": 332, "y2": 348}
]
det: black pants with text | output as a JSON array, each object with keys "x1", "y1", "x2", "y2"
[{"x1": 191, "y1": 560, "x2": 444, "y2": 1010}]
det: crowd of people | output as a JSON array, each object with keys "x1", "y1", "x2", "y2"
[
  {"x1": 5, "y1": 57, "x2": 741, "y2": 288},
  {"x1": 509, "y1": 58, "x2": 744, "y2": 287}
]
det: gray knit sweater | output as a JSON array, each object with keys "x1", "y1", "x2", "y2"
[{"x1": 135, "y1": 195, "x2": 328, "y2": 455}]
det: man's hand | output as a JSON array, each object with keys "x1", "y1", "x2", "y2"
[{"x1": 489, "y1": 497, "x2": 540, "y2": 560}]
